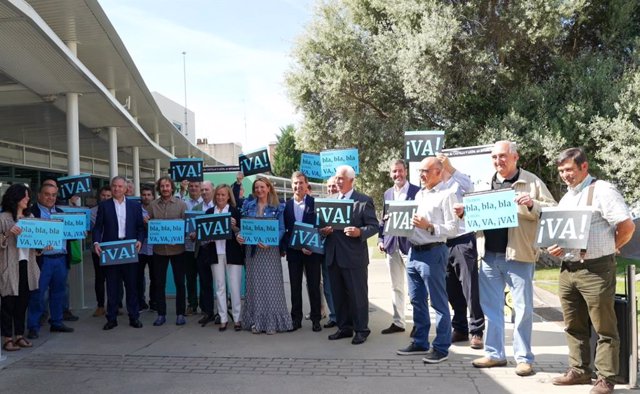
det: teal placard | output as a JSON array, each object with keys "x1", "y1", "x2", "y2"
[
  {"x1": 51, "y1": 213, "x2": 86, "y2": 240},
  {"x1": 148, "y1": 219, "x2": 185, "y2": 244},
  {"x1": 240, "y1": 218, "x2": 279, "y2": 246},
  {"x1": 463, "y1": 189, "x2": 518, "y2": 231},
  {"x1": 319, "y1": 148, "x2": 359, "y2": 178},
  {"x1": 16, "y1": 218, "x2": 64, "y2": 249}
]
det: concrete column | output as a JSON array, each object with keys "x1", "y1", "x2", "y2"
[
  {"x1": 154, "y1": 133, "x2": 161, "y2": 179},
  {"x1": 132, "y1": 146, "x2": 140, "y2": 196},
  {"x1": 108, "y1": 127, "x2": 118, "y2": 178}
]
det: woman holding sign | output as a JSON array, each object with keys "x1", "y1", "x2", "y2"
[
  {"x1": 0, "y1": 184, "x2": 40, "y2": 351},
  {"x1": 236, "y1": 177, "x2": 292, "y2": 334}
]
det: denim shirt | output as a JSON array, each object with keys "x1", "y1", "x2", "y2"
[{"x1": 241, "y1": 199, "x2": 285, "y2": 241}]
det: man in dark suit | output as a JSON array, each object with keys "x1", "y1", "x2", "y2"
[
  {"x1": 282, "y1": 171, "x2": 322, "y2": 332},
  {"x1": 93, "y1": 176, "x2": 145, "y2": 330},
  {"x1": 320, "y1": 165, "x2": 378, "y2": 345},
  {"x1": 377, "y1": 159, "x2": 421, "y2": 335}
]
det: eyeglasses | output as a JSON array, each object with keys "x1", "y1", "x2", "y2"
[{"x1": 419, "y1": 169, "x2": 435, "y2": 173}]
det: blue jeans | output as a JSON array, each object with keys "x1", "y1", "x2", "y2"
[
  {"x1": 480, "y1": 251, "x2": 534, "y2": 363},
  {"x1": 407, "y1": 245, "x2": 451, "y2": 354},
  {"x1": 321, "y1": 259, "x2": 336, "y2": 322},
  {"x1": 28, "y1": 255, "x2": 68, "y2": 330}
]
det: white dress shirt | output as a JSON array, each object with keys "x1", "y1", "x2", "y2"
[{"x1": 113, "y1": 198, "x2": 127, "y2": 239}]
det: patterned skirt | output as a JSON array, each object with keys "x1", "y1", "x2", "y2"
[{"x1": 241, "y1": 247, "x2": 293, "y2": 333}]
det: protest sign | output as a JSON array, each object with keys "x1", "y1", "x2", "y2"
[
  {"x1": 383, "y1": 201, "x2": 419, "y2": 237},
  {"x1": 148, "y1": 219, "x2": 185, "y2": 244},
  {"x1": 442, "y1": 144, "x2": 493, "y2": 192},
  {"x1": 535, "y1": 208, "x2": 593, "y2": 249},
  {"x1": 57, "y1": 173, "x2": 92, "y2": 200},
  {"x1": 463, "y1": 189, "x2": 518, "y2": 231},
  {"x1": 126, "y1": 196, "x2": 141, "y2": 203},
  {"x1": 239, "y1": 147, "x2": 271, "y2": 176},
  {"x1": 289, "y1": 221, "x2": 325, "y2": 254},
  {"x1": 240, "y1": 218, "x2": 279, "y2": 246},
  {"x1": 319, "y1": 148, "x2": 359, "y2": 178},
  {"x1": 16, "y1": 218, "x2": 64, "y2": 249},
  {"x1": 51, "y1": 213, "x2": 86, "y2": 240},
  {"x1": 203, "y1": 165, "x2": 240, "y2": 173},
  {"x1": 170, "y1": 158, "x2": 204, "y2": 182},
  {"x1": 314, "y1": 198, "x2": 353, "y2": 230},
  {"x1": 185, "y1": 210, "x2": 205, "y2": 234},
  {"x1": 57, "y1": 206, "x2": 91, "y2": 230},
  {"x1": 99, "y1": 239, "x2": 138, "y2": 266},
  {"x1": 404, "y1": 130, "x2": 445, "y2": 161},
  {"x1": 300, "y1": 153, "x2": 322, "y2": 179},
  {"x1": 196, "y1": 213, "x2": 232, "y2": 241}
]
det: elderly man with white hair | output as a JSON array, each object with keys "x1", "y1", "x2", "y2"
[{"x1": 320, "y1": 165, "x2": 378, "y2": 345}]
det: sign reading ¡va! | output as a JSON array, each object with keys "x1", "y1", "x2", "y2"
[
  {"x1": 315, "y1": 198, "x2": 353, "y2": 230},
  {"x1": 51, "y1": 213, "x2": 86, "y2": 240},
  {"x1": 57, "y1": 174, "x2": 92, "y2": 200},
  {"x1": 320, "y1": 148, "x2": 359, "y2": 178},
  {"x1": 184, "y1": 210, "x2": 205, "y2": 234},
  {"x1": 300, "y1": 153, "x2": 322, "y2": 180},
  {"x1": 535, "y1": 208, "x2": 593, "y2": 249},
  {"x1": 289, "y1": 221, "x2": 325, "y2": 254},
  {"x1": 463, "y1": 189, "x2": 519, "y2": 232},
  {"x1": 16, "y1": 218, "x2": 64, "y2": 249},
  {"x1": 240, "y1": 218, "x2": 279, "y2": 246},
  {"x1": 404, "y1": 130, "x2": 445, "y2": 161},
  {"x1": 196, "y1": 213, "x2": 232, "y2": 242},
  {"x1": 99, "y1": 239, "x2": 138, "y2": 266},
  {"x1": 383, "y1": 201, "x2": 419, "y2": 237},
  {"x1": 170, "y1": 158, "x2": 204, "y2": 182},
  {"x1": 239, "y1": 148, "x2": 271, "y2": 176},
  {"x1": 148, "y1": 219, "x2": 185, "y2": 245}
]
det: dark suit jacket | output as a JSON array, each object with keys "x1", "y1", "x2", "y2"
[
  {"x1": 32, "y1": 204, "x2": 72, "y2": 267},
  {"x1": 282, "y1": 195, "x2": 321, "y2": 264},
  {"x1": 92, "y1": 198, "x2": 145, "y2": 245},
  {"x1": 324, "y1": 190, "x2": 378, "y2": 269},
  {"x1": 198, "y1": 205, "x2": 244, "y2": 265},
  {"x1": 377, "y1": 183, "x2": 421, "y2": 255}
]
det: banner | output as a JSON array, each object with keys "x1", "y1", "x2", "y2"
[
  {"x1": 383, "y1": 201, "x2": 419, "y2": 237},
  {"x1": 148, "y1": 219, "x2": 185, "y2": 244},
  {"x1": 51, "y1": 213, "x2": 86, "y2": 240},
  {"x1": 203, "y1": 165, "x2": 240, "y2": 173},
  {"x1": 442, "y1": 145, "x2": 493, "y2": 192},
  {"x1": 170, "y1": 158, "x2": 204, "y2": 182},
  {"x1": 314, "y1": 198, "x2": 353, "y2": 230},
  {"x1": 57, "y1": 173, "x2": 92, "y2": 200},
  {"x1": 239, "y1": 147, "x2": 271, "y2": 176},
  {"x1": 319, "y1": 148, "x2": 359, "y2": 178},
  {"x1": 16, "y1": 218, "x2": 64, "y2": 249},
  {"x1": 185, "y1": 210, "x2": 205, "y2": 234},
  {"x1": 99, "y1": 239, "x2": 138, "y2": 266},
  {"x1": 404, "y1": 130, "x2": 445, "y2": 161},
  {"x1": 463, "y1": 189, "x2": 518, "y2": 231},
  {"x1": 57, "y1": 206, "x2": 92, "y2": 230},
  {"x1": 240, "y1": 218, "x2": 279, "y2": 246},
  {"x1": 300, "y1": 152, "x2": 322, "y2": 179},
  {"x1": 289, "y1": 221, "x2": 325, "y2": 254},
  {"x1": 195, "y1": 213, "x2": 232, "y2": 241},
  {"x1": 535, "y1": 208, "x2": 593, "y2": 249}
]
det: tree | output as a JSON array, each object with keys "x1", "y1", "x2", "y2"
[
  {"x1": 271, "y1": 124, "x2": 302, "y2": 178},
  {"x1": 286, "y1": 0, "x2": 640, "y2": 204}
]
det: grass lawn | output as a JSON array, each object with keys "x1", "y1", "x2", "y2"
[{"x1": 366, "y1": 235, "x2": 386, "y2": 259}]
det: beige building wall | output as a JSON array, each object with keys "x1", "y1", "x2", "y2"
[{"x1": 197, "y1": 139, "x2": 243, "y2": 165}]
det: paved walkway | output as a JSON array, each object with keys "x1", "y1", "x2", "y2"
[{"x1": 0, "y1": 256, "x2": 633, "y2": 393}]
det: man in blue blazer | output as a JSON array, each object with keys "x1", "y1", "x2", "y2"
[
  {"x1": 320, "y1": 165, "x2": 378, "y2": 345},
  {"x1": 282, "y1": 171, "x2": 322, "y2": 332},
  {"x1": 377, "y1": 159, "x2": 421, "y2": 335},
  {"x1": 93, "y1": 176, "x2": 145, "y2": 330}
]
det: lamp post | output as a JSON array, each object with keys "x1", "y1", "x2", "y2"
[{"x1": 182, "y1": 51, "x2": 188, "y2": 138}]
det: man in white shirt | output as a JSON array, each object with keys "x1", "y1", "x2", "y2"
[{"x1": 183, "y1": 181, "x2": 203, "y2": 315}]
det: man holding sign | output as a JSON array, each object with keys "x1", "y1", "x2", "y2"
[
  {"x1": 548, "y1": 148, "x2": 635, "y2": 394},
  {"x1": 93, "y1": 176, "x2": 145, "y2": 330},
  {"x1": 377, "y1": 160, "x2": 420, "y2": 335},
  {"x1": 464, "y1": 141, "x2": 555, "y2": 376}
]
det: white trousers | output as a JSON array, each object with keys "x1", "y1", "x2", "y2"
[
  {"x1": 211, "y1": 254, "x2": 243, "y2": 324},
  {"x1": 387, "y1": 249, "x2": 407, "y2": 328}
]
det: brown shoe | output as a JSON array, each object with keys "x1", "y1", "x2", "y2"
[
  {"x1": 470, "y1": 335, "x2": 483, "y2": 349},
  {"x1": 590, "y1": 377, "x2": 614, "y2": 394},
  {"x1": 93, "y1": 307, "x2": 105, "y2": 317},
  {"x1": 552, "y1": 369, "x2": 592, "y2": 385},
  {"x1": 451, "y1": 330, "x2": 468, "y2": 343},
  {"x1": 515, "y1": 362, "x2": 534, "y2": 376},
  {"x1": 472, "y1": 357, "x2": 507, "y2": 368}
]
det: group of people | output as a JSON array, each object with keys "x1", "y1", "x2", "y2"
[{"x1": 0, "y1": 141, "x2": 634, "y2": 394}]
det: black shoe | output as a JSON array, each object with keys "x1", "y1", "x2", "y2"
[
  {"x1": 129, "y1": 319, "x2": 143, "y2": 328},
  {"x1": 397, "y1": 343, "x2": 429, "y2": 355},
  {"x1": 291, "y1": 321, "x2": 302, "y2": 331},
  {"x1": 323, "y1": 320, "x2": 337, "y2": 329},
  {"x1": 50, "y1": 324, "x2": 74, "y2": 333},
  {"x1": 63, "y1": 310, "x2": 79, "y2": 322},
  {"x1": 214, "y1": 314, "x2": 221, "y2": 324},
  {"x1": 103, "y1": 321, "x2": 118, "y2": 330},
  {"x1": 352, "y1": 332, "x2": 367, "y2": 345},
  {"x1": 27, "y1": 329, "x2": 39, "y2": 339},
  {"x1": 422, "y1": 349, "x2": 449, "y2": 364},
  {"x1": 312, "y1": 321, "x2": 322, "y2": 332},
  {"x1": 410, "y1": 326, "x2": 416, "y2": 338},
  {"x1": 139, "y1": 302, "x2": 149, "y2": 312},
  {"x1": 328, "y1": 329, "x2": 353, "y2": 340},
  {"x1": 381, "y1": 323, "x2": 405, "y2": 334},
  {"x1": 198, "y1": 314, "x2": 215, "y2": 327}
]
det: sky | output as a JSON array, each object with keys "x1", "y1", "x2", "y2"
[{"x1": 99, "y1": 0, "x2": 315, "y2": 151}]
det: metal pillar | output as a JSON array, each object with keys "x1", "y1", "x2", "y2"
[
  {"x1": 154, "y1": 133, "x2": 161, "y2": 179},
  {"x1": 108, "y1": 127, "x2": 118, "y2": 178},
  {"x1": 132, "y1": 146, "x2": 140, "y2": 196},
  {"x1": 628, "y1": 264, "x2": 637, "y2": 388}
]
